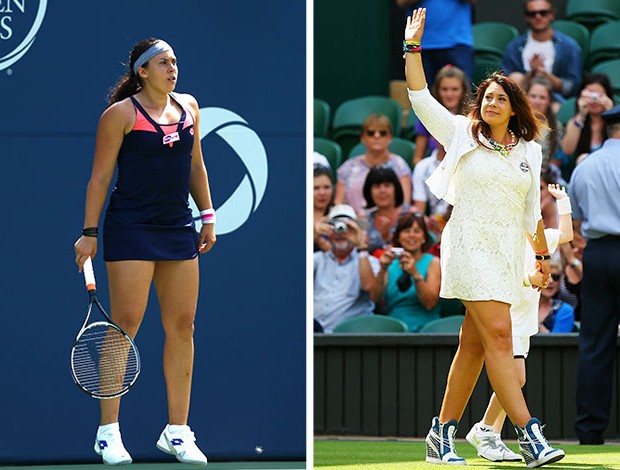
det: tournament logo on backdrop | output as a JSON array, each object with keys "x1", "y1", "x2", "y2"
[
  {"x1": 189, "y1": 107, "x2": 268, "y2": 235},
  {"x1": 0, "y1": 0, "x2": 47, "y2": 72}
]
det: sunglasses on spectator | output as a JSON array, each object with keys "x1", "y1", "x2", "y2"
[
  {"x1": 365, "y1": 129, "x2": 389, "y2": 137},
  {"x1": 525, "y1": 9, "x2": 551, "y2": 18},
  {"x1": 551, "y1": 273, "x2": 562, "y2": 281}
]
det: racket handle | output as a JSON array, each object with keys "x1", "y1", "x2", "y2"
[{"x1": 83, "y1": 257, "x2": 97, "y2": 291}]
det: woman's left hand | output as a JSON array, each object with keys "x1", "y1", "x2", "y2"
[
  {"x1": 199, "y1": 224, "x2": 216, "y2": 253},
  {"x1": 404, "y1": 8, "x2": 426, "y2": 43}
]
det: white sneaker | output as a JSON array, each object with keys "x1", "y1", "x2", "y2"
[
  {"x1": 156, "y1": 424, "x2": 208, "y2": 465},
  {"x1": 466, "y1": 422, "x2": 503, "y2": 461},
  {"x1": 495, "y1": 435, "x2": 523, "y2": 462},
  {"x1": 94, "y1": 423, "x2": 132, "y2": 465}
]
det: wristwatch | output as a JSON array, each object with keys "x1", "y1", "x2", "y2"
[{"x1": 571, "y1": 258, "x2": 581, "y2": 267}]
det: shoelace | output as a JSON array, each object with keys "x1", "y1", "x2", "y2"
[{"x1": 479, "y1": 435, "x2": 499, "y2": 449}]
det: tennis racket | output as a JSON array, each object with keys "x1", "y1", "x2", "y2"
[{"x1": 70, "y1": 257, "x2": 140, "y2": 399}]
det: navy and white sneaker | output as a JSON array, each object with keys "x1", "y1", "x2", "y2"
[
  {"x1": 156, "y1": 424, "x2": 208, "y2": 465},
  {"x1": 514, "y1": 418, "x2": 565, "y2": 468},
  {"x1": 425, "y1": 416, "x2": 466, "y2": 465},
  {"x1": 94, "y1": 422, "x2": 132, "y2": 465}
]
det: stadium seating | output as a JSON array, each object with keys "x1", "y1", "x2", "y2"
[
  {"x1": 418, "y1": 315, "x2": 464, "y2": 333},
  {"x1": 472, "y1": 22, "x2": 519, "y2": 61},
  {"x1": 331, "y1": 96, "x2": 403, "y2": 156},
  {"x1": 566, "y1": 0, "x2": 620, "y2": 30},
  {"x1": 587, "y1": 21, "x2": 620, "y2": 69},
  {"x1": 473, "y1": 57, "x2": 502, "y2": 87},
  {"x1": 332, "y1": 315, "x2": 408, "y2": 333},
  {"x1": 314, "y1": 98, "x2": 331, "y2": 138},
  {"x1": 591, "y1": 59, "x2": 620, "y2": 94},
  {"x1": 313, "y1": 137, "x2": 342, "y2": 182}
]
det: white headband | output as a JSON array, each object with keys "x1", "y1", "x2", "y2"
[{"x1": 132, "y1": 40, "x2": 172, "y2": 74}]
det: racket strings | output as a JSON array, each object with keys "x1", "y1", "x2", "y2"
[{"x1": 72, "y1": 324, "x2": 139, "y2": 397}]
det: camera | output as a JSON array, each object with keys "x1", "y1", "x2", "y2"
[
  {"x1": 332, "y1": 220, "x2": 349, "y2": 234},
  {"x1": 391, "y1": 247, "x2": 404, "y2": 258}
]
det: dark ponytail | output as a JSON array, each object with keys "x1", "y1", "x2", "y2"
[{"x1": 107, "y1": 38, "x2": 159, "y2": 104}]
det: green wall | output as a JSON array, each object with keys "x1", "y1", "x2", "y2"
[{"x1": 314, "y1": 0, "x2": 392, "y2": 111}]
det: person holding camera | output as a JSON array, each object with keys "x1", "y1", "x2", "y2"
[
  {"x1": 313, "y1": 205, "x2": 380, "y2": 333},
  {"x1": 561, "y1": 73, "x2": 615, "y2": 165},
  {"x1": 369, "y1": 213, "x2": 441, "y2": 332}
]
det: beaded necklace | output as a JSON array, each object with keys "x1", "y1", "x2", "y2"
[{"x1": 487, "y1": 129, "x2": 517, "y2": 157}]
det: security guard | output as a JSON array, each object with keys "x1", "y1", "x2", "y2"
[{"x1": 570, "y1": 105, "x2": 620, "y2": 445}]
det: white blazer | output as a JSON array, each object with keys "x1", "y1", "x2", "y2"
[{"x1": 408, "y1": 87, "x2": 543, "y2": 236}]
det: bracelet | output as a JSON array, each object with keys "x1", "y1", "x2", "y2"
[
  {"x1": 358, "y1": 251, "x2": 369, "y2": 258},
  {"x1": 573, "y1": 117, "x2": 584, "y2": 129},
  {"x1": 535, "y1": 254, "x2": 551, "y2": 260},
  {"x1": 535, "y1": 250, "x2": 550, "y2": 255},
  {"x1": 82, "y1": 227, "x2": 98, "y2": 238},
  {"x1": 413, "y1": 276, "x2": 424, "y2": 283},
  {"x1": 402, "y1": 40, "x2": 422, "y2": 58},
  {"x1": 200, "y1": 208, "x2": 216, "y2": 224},
  {"x1": 556, "y1": 197, "x2": 572, "y2": 215}
]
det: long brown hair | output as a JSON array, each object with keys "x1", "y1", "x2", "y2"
[{"x1": 469, "y1": 72, "x2": 543, "y2": 146}]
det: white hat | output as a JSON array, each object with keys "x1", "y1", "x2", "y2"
[
  {"x1": 313, "y1": 151, "x2": 331, "y2": 169},
  {"x1": 327, "y1": 204, "x2": 369, "y2": 230}
]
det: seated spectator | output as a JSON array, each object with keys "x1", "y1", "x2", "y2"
[
  {"x1": 540, "y1": 165, "x2": 559, "y2": 229},
  {"x1": 335, "y1": 114, "x2": 411, "y2": 216},
  {"x1": 412, "y1": 64, "x2": 471, "y2": 166},
  {"x1": 561, "y1": 73, "x2": 615, "y2": 165},
  {"x1": 538, "y1": 255, "x2": 575, "y2": 333},
  {"x1": 525, "y1": 76, "x2": 564, "y2": 168},
  {"x1": 363, "y1": 167, "x2": 411, "y2": 254},
  {"x1": 314, "y1": 205, "x2": 380, "y2": 333},
  {"x1": 501, "y1": 0, "x2": 582, "y2": 100},
  {"x1": 313, "y1": 165, "x2": 334, "y2": 252},
  {"x1": 369, "y1": 213, "x2": 441, "y2": 332}
]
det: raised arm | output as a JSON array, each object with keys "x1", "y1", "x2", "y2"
[{"x1": 404, "y1": 8, "x2": 427, "y2": 92}]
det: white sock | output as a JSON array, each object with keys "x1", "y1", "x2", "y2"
[
  {"x1": 168, "y1": 424, "x2": 190, "y2": 433},
  {"x1": 479, "y1": 422, "x2": 493, "y2": 432},
  {"x1": 98, "y1": 422, "x2": 120, "y2": 435}
]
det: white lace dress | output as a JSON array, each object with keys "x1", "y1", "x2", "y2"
[
  {"x1": 440, "y1": 139, "x2": 531, "y2": 305},
  {"x1": 408, "y1": 87, "x2": 540, "y2": 307}
]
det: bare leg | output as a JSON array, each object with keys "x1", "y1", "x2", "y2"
[
  {"x1": 487, "y1": 358, "x2": 526, "y2": 433},
  {"x1": 464, "y1": 301, "x2": 531, "y2": 427},
  {"x1": 153, "y1": 259, "x2": 200, "y2": 425},
  {"x1": 438, "y1": 311, "x2": 485, "y2": 422},
  {"x1": 101, "y1": 260, "x2": 155, "y2": 425}
]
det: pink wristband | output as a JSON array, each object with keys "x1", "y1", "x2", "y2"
[{"x1": 200, "y1": 208, "x2": 216, "y2": 224}]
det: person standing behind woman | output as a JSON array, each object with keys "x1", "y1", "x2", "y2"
[
  {"x1": 404, "y1": 9, "x2": 564, "y2": 466},
  {"x1": 73, "y1": 38, "x2": 214, "y2": 466},
  {"x1": 561, "y1": 73, "x2": 615, "y2": 165},
  {"x1": 412, "y1": 64, "x2": 471, "y2": 166},
  {"x1": 395, "y1": 0, "x2": 474, "y2": 86},
  {"x1": 370, "y1": 213, "x2": 441, "y2": 332}
]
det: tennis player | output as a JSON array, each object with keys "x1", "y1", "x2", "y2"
[{"x1": 74, "y1": 38, "x2": 214, "y2": 465}]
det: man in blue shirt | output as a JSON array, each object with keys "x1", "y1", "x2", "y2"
[
  {"x1": 501, "y1": 0, "x2": 582, "y2": 99},
  {"x1": 314, "y1": 205, "x2": 380, "y2": 333},
  {"x1": 569, "y1": 105, "x2": 620, "y2": 445},
  {"x1": 397, "y1": 0, "x2": 474, "y2": 86}
]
